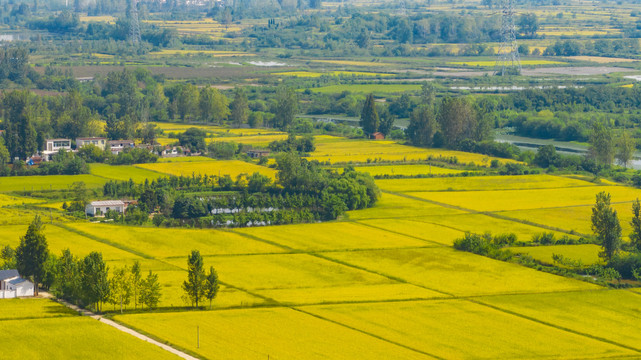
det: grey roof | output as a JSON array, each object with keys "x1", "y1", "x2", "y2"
[
  {"x1": 0, "y1": 269, "x2": 19, "y2": 281},
  {"x1": 90, "y1": 200, "x2": 125, "y2": 207},
  {"x1": 8, "y1": 277, "x2": 28, "y2": 285}
]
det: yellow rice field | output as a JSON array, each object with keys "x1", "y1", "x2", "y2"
[{"x1": 449, "y1": 60, "x2": 565, "y2": 66}]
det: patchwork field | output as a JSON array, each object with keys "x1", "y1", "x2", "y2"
[
  {"x1": 134, "y1": 160, "x2": 277, "y2": 179},
  {"x1": 0, "y1": 299, "x2": 179, "y2": 359},
  {"x1": 307, "y1": 139, "x2": 517, "y2": 165},
  {"x1": 90, "y1": 164, "x2": 164, "y2": 182},
  {"x1": 0, "y1": 174, "x2": 106, "y2": 193},
  {"x1": 6, "y1": 152, "x2": 641, "y2": 359},
  {"x1": 350, "y1": 164, "x2": 465, "y2": 176}
]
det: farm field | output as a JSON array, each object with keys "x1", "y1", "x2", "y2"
[
  {"x1": 114, "y1": 308, "x2": 430, "y2": 360},
  {"x1": 375, "y1": 174, "x2": 595, "y2": 192},
  {"x1": 304, "y1": 299, "x2": 633, "y2": 359},
  {"x1": 477, "y1": 290, "x2": 641, "y2": 350},
  {"x1": 307, "y1": 139, "x2": 517, "y2": 165},
  {"x1": 448, "y1": 59, "x2": 566, "y2": 66},
  {"x1": 499, "y1": 202, "x2": 637, "y2": 236},
  {"x1": 90, "y1": 164, "x2": 164, "y2": 182},
  {"x1": 0, "y1": 174, "x2": 106, "y2": 193},
  {"x1": 134, "y1": 160, "x2": 277, "y2": 178},
  {"x1": 323, "y1": 247, "x2": 599, "y2": 296},
  {"x1": 405, "y1": 185, "x2": 641, "y2": 212},
  {"x1": 274, "y1": 70, "x2": 393, "y2": 78},
  {"x1": 350, "y1": 164, "x2": 465, "y2": 176},
  {"x1": 0, "y1": 299, "x2": 180, "y2": 359},
  {"x1": 345, "y1": 192, "x2": 466, "y2": 220}
]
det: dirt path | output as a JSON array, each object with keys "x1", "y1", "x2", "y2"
[{"x1": 43, "y1": 293, "x2": 199, "y2": 360}]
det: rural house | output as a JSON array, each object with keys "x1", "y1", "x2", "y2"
[
  {"x1": 86, "y1": 200, "x2": 127, "y2": 217},
  {"x1": 247, "y1": 149, "x2": 270, "y2": 158},
  {"x1": 77, "y1": 137, "x2": 107, "y2": 150},
  {"x1": 42, "y1": 139, "x2": 72, "y2": 161},
  {"x1": 108, "y1": 140, "x2": 135, "y2": 155},
  {"x1": 0, "y1": 270, "x2": 34, "y2": 299},
  {"x1": 370, "y1": 132, "x2": 385, "y2": 140}
]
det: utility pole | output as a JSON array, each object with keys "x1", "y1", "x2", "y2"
[{"x1": 495, "y1": 0, "x2": 521, "y2": 76}]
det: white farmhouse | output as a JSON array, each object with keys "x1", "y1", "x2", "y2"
[
  {"x1": 0, "y1": 269, "x2": 34, "y2": 299},
  {"x1": 42, "y1": 138, "x2": 72, "y2": 161},
  {"x1": 85, "y1": 200, "x2": 126, "y2": 217}
]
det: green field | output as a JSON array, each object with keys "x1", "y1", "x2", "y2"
[
  {"x1": 0, "y1": 299, "x2": 179, "y2": 359},
  {"x1": 350, "y1": 164, "x2": 465, "y2": 176},
  {"x1": 0, "y1": 174, "x2": 106, "y2": 193},
  {"x1": 90, "y1": 164, "x2": 164, "y2": 182},
  {"x1": 509, "y1": 244, "x2": 604, "y2": 266}
]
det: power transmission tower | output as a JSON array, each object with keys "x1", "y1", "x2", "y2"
[
  {"x1": 398, "y1": 0, "x2": 408, "y2": 17},
  {"x1": 495, "y1": 0, "x2": 521, "y2": 76},
  {"x1": 128, "y1": 0, "x2": 142, "y2": 45}
]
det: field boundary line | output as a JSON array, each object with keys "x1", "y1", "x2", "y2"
[
  {"x1": 291, "y1": 307, "x2": 444, "y2": 360},
  {"x1": 352, "y1": 220, "x2": 449, "y2": 247},
  {"x1": 384, "y1": 190, "x2": 585, "y2": 237},
  {"x1": 469, "y1": 298, "x2": 641, "y2": 354},
  {"x1": 225, "y1": 230, "x2": 295, "y2": 251},
  {"x1": 310, "y1": 252, "x2": 454, "y2": 297},
  {"x1": 54, "y1": 223, "x2": 155, "y2": 259}
]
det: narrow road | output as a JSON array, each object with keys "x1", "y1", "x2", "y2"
[{"x1": 42, "y1": 293, "x2": 199, "y2": 360}]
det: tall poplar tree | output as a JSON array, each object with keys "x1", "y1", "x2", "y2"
[
  {"x1": 230, "y1": 87, "x2": 249, "y2": 128},
  {"x1": 592, "y1": 192, "x2": 621, "y2": 261},
  {"x1": 183, "y1": 250, "x2": 206, "y2": 308},
  {"x1": 16, "y1": 215, "x2": 49, "y2": 296},
  {"x1": 360, "y1": 94, "x2": 379, "y2": 136}
]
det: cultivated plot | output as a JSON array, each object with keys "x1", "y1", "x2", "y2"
[
  {"x1": 0, "y1": 174, "x2": 106, "y2": 193},
  {"x1": 407, "y1": 185, "x2": 641, "y2": 212},
  {"x1": 351, "y1": 164, "x2": 465, "y2": 176},
  {"x1": 376, "y1": 174, "x2": 596, "y2": 193},
  {"x1": 236, "y1": 221, "x2": 436, "y2": 251},
  {"x1": 66, "y1": 223, "x2": 285, "y2": 258},
  {"x1": 324, "y1": 247, "x2": 599, "y2": 296},
  {"x1": 346, "y1": 192, "x2": 464, "y2": 220},
  {"x1": 304, "y1": 299, "x2": 634, "y2": 359},
  {"x1": 477, "y1": 290, "x2": 641, "y2": 351},
  {"x1": 90, "y1": 163, "x2": 164, "y2": 182}
]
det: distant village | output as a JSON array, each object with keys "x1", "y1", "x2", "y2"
[{"x1": 27, "y1": 137, "x2": 202, "y2": 165}]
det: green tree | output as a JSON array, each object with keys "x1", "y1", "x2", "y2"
[
  {"x1": 109, "y1": 266, "x2": 132, "y2": 313},
  {"x1": 3, "y1": 90, "x2": 38, "y2": 161},
  {"x1": 204, "y1": 266, "x2": 219, "y2": 310},
  {"x1": 274, "y1": 86, "x2": 298, "y2": 130},
  {"x1": 1, "y1": 245, "x2": 15, "y2": 270},
  {"x1": 140, "y1": 270, "x2": 161, "y2": 310},
  {"x1": 592, "y1": 192, "x2": 622, "y2": 261},
  {"x1": 517, "y1": 13, "x2": 539, "y2": 38},
  {"x1": 229, "y1": 87, "x2": 249, "y2": 128},
  {"x1": 616, "y1": 131, "x2": 635, "y2": 167},
  {"x1": 130, "y1": 260, "x2": 142, "y2": 309},
  {"x1": 199, "y1": 86, "x2": 230, "y2": 124},
  {"x1": 81, "y1": 252, "x2": 110, "y2": 312},
  {"x1": 631, "y1": 199, "x2": 641, "y2": 251},
  {"x1": 15, "y1": 216, "x2": 49, "y2": 295},
  {"x1": 406, "y1": 105, "x2": 439, "y2": 147},
  {"x1": 55, "y1": 249, "x2": 81, "y2": 302},
  {"x1": 175, "y1": 83, "x2": 199, "y2": 121},
  {"x1": 0, "y1": 137, "x2": 9, "y2": 167},
  {"x1": 438, "y1": 97, "x2": 482, "y2": 148},
  {"x1": 178, "y1": 127, "x2": 207, "y2": 152},
  {"x1": 183, "y1": 250, "x2": 206, "y2": 308},
  {"x1": 377, "y1": 105, "x2": 395, "y2": 136},
  {"x1": 360, "y1": 94, "x2": 379, "y2": 136},
  {"x1": 589, "y1": 122, "x2": 614, "y2": 167},
  {"x1": 533, "y1": 144, "x2": 559, "y2": 168}
]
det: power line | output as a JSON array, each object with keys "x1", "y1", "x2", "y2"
[{"x1": 495, "y1": 0, "x2": 521, "y2": 76}]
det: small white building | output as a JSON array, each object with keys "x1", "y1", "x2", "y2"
[
  {"x1": 42, "y1": 138, "x2": 72, "y2": 161},
  {"x1": 85, "y1": 200, "x2": 126, "y2": 217},
  {"x1": 77, "y1": 137, "x2": 107, "y2": 151},
  {"x1": 108, "y1": 140, "x2": 135, "y2": 155},
  {"x1": 0, "y1": 269, "x2": 34, "y2": 299}
]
